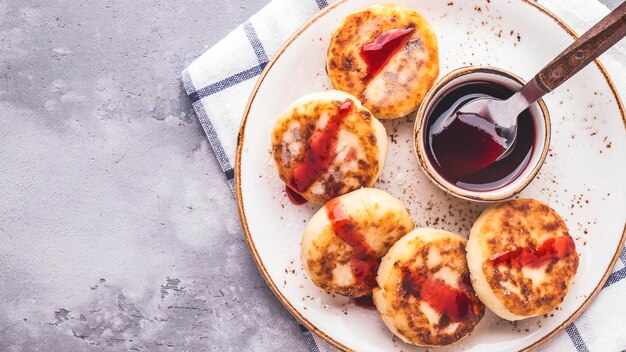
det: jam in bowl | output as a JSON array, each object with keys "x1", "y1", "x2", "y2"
[{"x1": 414, "y1": 67, "x2": 551, "y2": 202}]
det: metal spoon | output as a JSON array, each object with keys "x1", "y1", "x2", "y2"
[{"x1": 435, "y1": 1, "x2": 626, "y2": 162}]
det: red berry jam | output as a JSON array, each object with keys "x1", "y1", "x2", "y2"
[
  {"x1": 325, "y1": 197, "x2": 378, "y2": 290},
  {"x1": 488, "y1": 236, "x2": 576, "y2": 269},
  {"x1": 360, "y1": 27, "x2": 415, "y2": 82},
  {"x1": 286, "y1": 99, "x2": 354, "y2": 204},
  {"x1": 401, "y1": 268, "x2": 480, "y2": 322}
]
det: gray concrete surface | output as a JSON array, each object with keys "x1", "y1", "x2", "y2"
[
  {"x1": 0, "y1": 0, "x2": 310, "y2": 351},
  {"x1": 603, "y1": 0, "x2": 622, "y2": 8},
  {"x1": 0, "y1": 0, "x2": 618, "y2": 351}
]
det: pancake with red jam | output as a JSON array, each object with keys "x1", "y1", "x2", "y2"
[
  {"x1": 271, "y1": 90, "x2": 388, "y2": 204},
  {"x1": 373, "y1": 228, "x2": 485, "y2": 346},
  {"x1": 301, "y1": 188, "x2": 414, "y2": 297},
  {"x1": 466, "y1": 199, "x2": 579, "y2": 320},
  {"x1": 327, "y1": 4, "x2": 439, "y2": 119}
]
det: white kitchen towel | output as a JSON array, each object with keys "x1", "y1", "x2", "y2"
[{"x1": 181, "y1": 0, "x2": 626, "y2": 351}]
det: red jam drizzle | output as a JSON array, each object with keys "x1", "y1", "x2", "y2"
[
  {"x1": 360, "y1": 27, "x2": 415, "y2": 81},
  {"x1": 287, "y1": 99, "x2": 354, "y2": 204},
  {"x1": 344, "y1": 148, "x2": 357, "y2": 163},
  {"x1": 325, "y1": 198, "x2": 378, "y2": 289},
  {"x1": 488, "y1": 236, "x2": 576, "y2": 269},
  {"x1": 285, "y1": 185, "x2": 307, "y2": 205},
  {"x1": 353, "y1": 295, "x2": 376, "y2": 309},
  {"x1": 401, "y1": 268, "x2": 478, "y2": 322}
]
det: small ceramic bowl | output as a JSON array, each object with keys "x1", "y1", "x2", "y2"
[{"x1": 414, "y1": 66, "x2": 551, "y2": 202}]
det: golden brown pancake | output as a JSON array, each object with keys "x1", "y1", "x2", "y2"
[
  {"x1": 301, "y1": 188, "x2": 414, "y2": 297},
  {"x1": 271, "y1": 90, "x2": 388, "y2": 204},
  {"x1": 327, "y1": 4, "x2": 439, "y2": 119},
  {"x1": 373, "y1": 228, "x2": 485, "y2": 346},
  {"x1": 466, "y1": 199, "x2": 579, "y2": 320}
]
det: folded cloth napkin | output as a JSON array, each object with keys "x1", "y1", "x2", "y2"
[{"x1": 182, "y1": 0, "x2": 625, "y2": 350}]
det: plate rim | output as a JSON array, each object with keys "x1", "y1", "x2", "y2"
[{"x1": 234, "y1": 0, "x2": 626, "y2": 350}]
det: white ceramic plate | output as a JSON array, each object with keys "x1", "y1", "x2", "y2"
[{"x1": 235, "y1": 0, "x2": 625, "y2": 350}]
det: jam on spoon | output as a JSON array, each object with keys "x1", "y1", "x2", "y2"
[
  {"x1": 430, "y1": 111, "x2": 507, "y2": 179},
  {"x1": 426, "y1": 82, "x2": 535, "y2": 191}
]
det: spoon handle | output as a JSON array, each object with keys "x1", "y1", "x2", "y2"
[{"x1": 533, "y1": 1, "x2": 626, "y2": 93}]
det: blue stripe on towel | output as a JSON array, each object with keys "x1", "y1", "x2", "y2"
[
  {"x1": 182, "y1": 69, "x2": 236, "y2": 191},
  {"x1": 243, "y1": 21, "x2": 269, "y2": 69},
  {"x1": 603, "y1": 266, "x2": 626, "y2": 289},
  {"x1": 566, "y1": 324, "x2": 590, "y2": 352},
  {"x1": 224, "y1": 168, "x2": 235, "y2": 181},
  {"x1": 189, "y1": 64, "x2": 264, "y2": 103},
  {"x1": 184, "y1": 23, "x2": 266, "y2": 184},
  {"x1": 315, "y1": 0, "x2": 328, "y2": 9},
  {"x1": 187, "y1": 22, "x2": 268, "y2": 103},
  {"x1": 299, "y1": 323, "x2": 321, "y2": 352},
  {"x1": 602, "y1": 247, "x2": 626, "y2": 289}
]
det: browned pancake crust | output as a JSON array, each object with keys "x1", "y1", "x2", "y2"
[
  {"x1": 476, "y1": 199, "x2": 579, "y2": 317},
  {"x1": 375, "y1": 232, "x2": 484, "y2": 346},
  {"x1": 327, "y1": 4, "x2": 439, "y2": 119},
  {"x1": 306, "y1": 202, "x2": 413, "y2": 297},
  {"x1": 271, "y1": 98, "x2": 380, "y2": 203}
]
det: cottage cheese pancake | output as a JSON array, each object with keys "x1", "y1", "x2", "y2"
[
  {"x1": 466, "y1": 199, "x2": 579, "y2": 321},
  {"x1": 327, "y1": 4, "x2": 439, "y2": 119},
  {"x1": 373, "y1": 228, "x2": 485, "y2": 346},
  {"x1": 301, "y1": 188, "x2": 414, "y2": 297},
  {"x1": 271, "y1": 90, "x2": 388, "y2": 204}
]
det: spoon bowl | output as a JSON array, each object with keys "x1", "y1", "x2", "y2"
[
  {"x1": 456, "y1": 96, "x2": 523, "y2": 161},
  {"x1": 429, "y1": 96, "x2": 521, "y2": 165}
]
